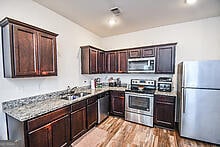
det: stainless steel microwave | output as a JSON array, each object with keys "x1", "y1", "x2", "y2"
[{"x1": 128, "y1": 57, "x2": 155, "y2": 73}]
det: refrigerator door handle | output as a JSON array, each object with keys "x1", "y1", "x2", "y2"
[
  {"x1": 182, "y1": 64, "x2": 185, "y2": 87},
  {"x1": 182, "y1": 89, "x2": 186, "y2": 113}
]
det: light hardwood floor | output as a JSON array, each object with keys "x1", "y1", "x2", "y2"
[{"x1": 73, "y1": 116, "x2": 218, "y2": 147}]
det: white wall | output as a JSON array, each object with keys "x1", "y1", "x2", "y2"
[
  {"x1": 101, "y1": 16, "x2": 220, "y2": 90},
  {"x1": 0, "y1": 0, "x2": 101, "y2": 139}
]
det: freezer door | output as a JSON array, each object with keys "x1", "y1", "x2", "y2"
[
  {"x1": 179, "y1": 88, "x2": 220, "y2": 144},
  {"x1": 183, "y1": 61, "x2": 220, "y2": 89}
]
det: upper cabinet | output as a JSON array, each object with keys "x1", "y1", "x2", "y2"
[
  {"x1": 117, "y1": 50, "x2": 128, "y2": 73},
  {"x1": 105, "y1": 51, "x2": 118, "y2": 73},
  {"x1": 142, "y1": 47, "x2": 155, "y2": 57},
  {"x1": 81, "y1": 46, "x2": 104, "y2": 74},
  {"x1": 128, "y1": 48, "x2": 142, "y2": 58},
  {"x1": 81, "y1": 43, "x2": 176, "y2": 74},
  {"x1": 98, "y1": 51, "x2": 105, "y2": 73},
  {"x1": 0, "y1": 17, "x2": 58, "y2": 78},
  {"x1": 156, "y1": 45, "x2": 176, "y2": 74}
]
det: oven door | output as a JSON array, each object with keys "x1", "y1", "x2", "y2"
[{"x1": 125, "y1": 92, "x2": 153, "y2": 116}]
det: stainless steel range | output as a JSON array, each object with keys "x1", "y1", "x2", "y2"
[{"x1": 125, "y1": 79, "x2": 156, "y2": 127}]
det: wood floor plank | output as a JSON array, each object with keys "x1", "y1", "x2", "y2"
[{"x1": 72, "y1": 116, "x2": 218, "y2": 147}]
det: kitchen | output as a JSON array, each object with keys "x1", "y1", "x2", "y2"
[{"x1": 0, "y1": 0, "x2": 220, "y2": 147}]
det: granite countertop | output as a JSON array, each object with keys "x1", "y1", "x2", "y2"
[
  {"x1": 3, "y1": 86, "x2": 127, "y2": 122},
  {"x1": 154, "y1": 90, "x2": 177, "y2": 97}
]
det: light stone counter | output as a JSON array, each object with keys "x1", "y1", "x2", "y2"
[{"x1": 2, "y1": 86, "x2": 127, "y2": 122}]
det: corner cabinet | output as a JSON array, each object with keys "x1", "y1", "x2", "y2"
[
  {"x1": 0, "y1": 17, "x2": 58, "y2": 78},
  {"x1": 156, "y1": 44, "x2": 176, "y2": 74},
  {"x1": 81, "y1": 46, "x2": 104, "y2": 74}
]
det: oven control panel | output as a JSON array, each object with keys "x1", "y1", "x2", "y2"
[{"x1": 131, "y1": 79, "x2": 155, "y2": 86}]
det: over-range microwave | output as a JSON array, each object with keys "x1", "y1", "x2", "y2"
[{"x1": 128, "y1": 57, "x2": 155, "y2": 73}]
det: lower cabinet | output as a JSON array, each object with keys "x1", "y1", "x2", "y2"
[
  {"x1": 70, "y1": 100, "x2": 87, "y2": 141},
  {"x1": 28, "y1": 125, "x2": 50, "y2": 147},
  {"x1": 28, "y1": 114, "x2": 70, "y2": 147},
  {"x1": 154, "y1": 95, "x2": 175, "y2": 129},
  {"x1": 110, "y1": 91, "x2": 125, "y2": 117},
  {"x1": 87, "y1": 96, "x2": 98, "y2": 129}
]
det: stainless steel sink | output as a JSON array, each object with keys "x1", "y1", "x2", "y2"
[{"x1": 61, "y1": 92, "x2": 91, "y2": 100}]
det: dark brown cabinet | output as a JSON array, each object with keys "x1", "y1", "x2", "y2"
[
  {"x1": 38, "y1": 32, "x2": 57, "y2": 76},
  {"x1": 117, "y1": 50, "x2": 128, "y2": 73},
  {"x1": 87, "y1": 96, "x2": 98, "y2": 129},
  {"x1": 156, "y1": 45, "x2": 176, "y2": 74},
  {"x1": 128, "y1": 49, "x2": 141, "y2": 58},
  {"x1": 142, "y1": 47, "x2": 155, "y2": 57},
  {"x1": 110, "y1": 91, "x2": 125, "y2": 117},
  {"x1": 28, "y1": 115, "x2": 69, "y2": 147},
  {"x1": 71, "y1": 100, "x2": 87, "y2": 141},
  {"x1": 98, "y1": 51, "x2": 105, "y2": 73},
  {"x1": 6, "y1": 106, "x2": 70, "y2": 147},
  {"x1": 81, "y1": 46, "x2": 104, "y2": 74},
  {"x1": 0, "y1": 17, "x2": 58, "y2": 78},
  {"x1": 106, "y1": 51, "x2": 118, "y2": 73},
  {"x1": 154, "y1": 95, "x2": 175, "y2": 129},
  {"x1": 81, "y1": 43, "x2": 176, "y2": 74},
  {"x1": 90, "y1": 49, "x2": 98, "y2": 74},
  {"x1": 28, "y1": 125, "x2": 50, "y2": 147}
]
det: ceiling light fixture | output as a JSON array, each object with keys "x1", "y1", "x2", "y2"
[
  {"x1": 108, "y1": 7, "x2": 121, "y2": 27},
  {"x1": 186, "y1": 0, "x2": 197, "y2": 5}
]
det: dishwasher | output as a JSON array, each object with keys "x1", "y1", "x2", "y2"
[{"x1": 98, "y1": 92, "x2": 109, "y2": 123}]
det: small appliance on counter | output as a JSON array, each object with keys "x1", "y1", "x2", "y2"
[
  {"x1": 90, "y1": 79, "x2": 95, "y2": 89},
  {"x1": 158, "y1": 77, "x2": 172, "y2": 92},
  {"x1": 116, "y1": 78, "x2": 121, "y2": 87},
  {"x1": 95, "y1": 78, "x2": 102, "y2": 88},
  {"x1": 108, "y1": 77, "x2": 116, "y2": 87}
]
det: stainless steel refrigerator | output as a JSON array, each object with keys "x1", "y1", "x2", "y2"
[{"x1": 177, "y1": 61, "x2": 220, "y2": 145}]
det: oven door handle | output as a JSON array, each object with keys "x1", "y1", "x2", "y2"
[{"x1": 125, "y1": 92, "x2": 153, "y2": 98}]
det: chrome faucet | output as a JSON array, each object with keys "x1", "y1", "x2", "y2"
[{"x1": 67, "y1": 86, "x2": 78, "y2": 94}]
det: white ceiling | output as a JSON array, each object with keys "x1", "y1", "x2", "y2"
[{"x1": 33, "y1": 0, "x2": 220, "y2": 37}]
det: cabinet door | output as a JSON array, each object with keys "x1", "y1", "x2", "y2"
[
  {"x1": 154, "y1": 95, "x2": 175, "y2": 129},
  {"x1": 89, "y1": 49, "x2": 98, "y2": 74},
  {"x1": 142, "y1": 47, "x2": 155, "y2": 57},
  {"x1": 38, "y1": 32, "x2": 57, "y2": 76},
  {"x1": 51, "y1": 115, "x2": 70, "y2": 147},
  {"x1": 106, "y1": 52, "x2": 117, "y2": 73},
  {"x1": 71, "y1": 107, "x2": 86, "y2": 141},
  {"x1": 118, "y1": 50, "x2": 128, "y2": 73},
  {"x1": 110, "y1": 91, "x2": 125, "y2": 117},
  {"x1": 13, "y1": 25, "x2": 39, "y2": 77},
  {"x1": 98, "y1": 51, "x2": 105, "y2": 73},
  {"x1": 156, "y1": 45, "x2": 175, "y2": 74},
  {"x1": 128, "y1": 49, "x2": 141, "y2": 58},
  {"x1": 87, "y1": 101, "x2": 98, "y2": 129},
  {"x1": 28, "y1": 125, "x2": 51, "y2": 147}
]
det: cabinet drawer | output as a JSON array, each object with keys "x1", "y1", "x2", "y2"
[
  {"x1": 128, "y1": 49, "x2": 141, "y2": 58},
  {"x1": 155, "y1": 95, "x2": 175, "y2": 103},
  {"x1": 27, "y1": 106, "x2": 70, "y2": 132},
  {"x1": 142, "y1": 48, "x2": 155, "y2": 57},
  {"x1": 87, "y1": 96, "x2": 97, "y2": 105},
  {"x1": 71, "y1": 100, "x2": 86, "y2": 112}
]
